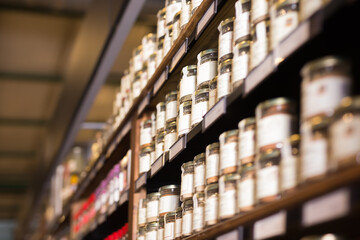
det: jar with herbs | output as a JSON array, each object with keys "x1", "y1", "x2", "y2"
[
  {"x1": 206, "y1": 142, "x2": 220, "y2": 184},
  {"x1": 232, "y1": 40, "x2": 250, "y2": 89},
  {"x1": 197, "y1": 49, "x2": 218, "y2": 88},
  {"x1": 156, "y1": 131, "x2": 165, "y2": 159},
  {"x1": 191, "y1": 87, "x2": 209, "y2": 127},
  {"x1": 164, "y1": 211, "x2": 176, "y2": 240},
  {"x1": 180, "y1": 65, "x2": 197, "y2": 102},
  {"x1": 218, "y1": 18, "x2": 234, "y2": 63},
  {"x1": 181, "y1": 161, "x2": 194, "y2": 201},
  {"x1": 157, "y1": 8, "x2": 166, "y2": 39},
  {"x1": 219, "y1": 173, "x2": 239, "y2": 219},
  {"x1": 158, "y1": 216, "x2": 165, "y2": 240},
  {"x1": 156, "y1": 102, "x2": 166, "y2": 133},
  {"x1": 217, "y1": 59, "x2": 232, "y2": 100},
  {"x1": 281, "y1": 134, "x2": 300, "y2": 193},
  {"x1": 209, "y1": 76, "x2": 218, "y2": 109},
  {"x1": 146, "y1": 221, "x2": 158, "y2": 240},
  {"x1": 147, "y1": 192, "x2": 161, "y2": 223},
  {"x1": 234, "y1": 0, "x2": 251, "y2": 44},
  {"x1": 220, "y1": 129, "x2": 239, "y2": 175},
  {"x1": 192, "y1": 192, "x2": 205, "y2": 232},
  {"x1": 159, "y1": 185, "x2": 181, "y2": 216},
  {"x1": 165, "y1": 121, "x2": 177, "y2": 151},
  {"x1": 138, "y1": 198, "x2": 147, "y2": 227},
  {"x1": 237, "y1": 161, "x2": 256, "y2": 211},
  {"x1": 175, "y1": 207, "x2": 182, "y2": 240},
  {"x1": 194, "y1": 153, "x2": 205, "y2": 192},
  {"x1": 182, "y1": 199, "x2": 193, "y2": 237},
  {"x1": 166, "y1": 91, "x2": 178, "y2": 123},
  {"x1": 177, "y1": 99, "x2": 192, "y2": 137},
  {"x1": 250, "y1": 16, "x2": 270, "y2": 69},
  {"x1": 140, "y1": 119, "x2": 153, "y2": 147},
  {"x1": 238, "y1": 117, "x2": 256, "y2": 165},
  {"x1": 205, "y1": 183, "x2": 219, "y2": 226}
]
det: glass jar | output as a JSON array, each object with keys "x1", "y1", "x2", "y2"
[
  {"x1": 173, "y1": 11, "x2": 181, "y2": 43},
  {"x1": 281, "y1": 134, "x2": 300, "y2": 193},
  {"x1": 138, "y1": 198, "x2": 147, "y2": 227},
  {"x1": 142, "y1": 33, "x2": 157, "y2": 61},
  {"x1": 219, "y1": 130, "x2": 239, "y2": 175},
  {"x1": 300, "y1": 0, "x2": 329, "y2": 21},
  {"x1": 151, "y1": 112, "x2": 157, "y2": 141},
  {"x1": 237, "y1": 161, "x2": 256, "y2": 211},
  {"x1": 330, "y1": 96, "x2": 360, "y2": 169},
  {"x1": 301, "y1": 56, "x2": 351, "y2": 121},
  {"x1": 139, "y1": 146, "x2": 152, "y2": 174},
  {"x1": 181, "y1": 199, "x2": 193, "y2": 237},
  {"x1": 156, "y1": 131, "x2": 165, "y2": 159},
  {"x1": 146, "y1": 221, "x2": 158, "y2": 240},
  {"x1": 191, "y1": 87, "x2": 209, "y2": 127},
  {"x1": 218, "y1": 18, "x2": 234, "y2": 63},
  {"x1": 252, "y1": 0, "x2": 269, "y2": 23},
  {"x1": 256, "y1": 148, "x2": 281, "y2": 203},
  {"x1": 164, "y1": 24, "x2": 173, "y2": 56},
  {"x1": 300, "y1": 234, "x2": 345, "y2": 240},
  {"x1": 238, "y1": 117, "x2": 256, "y2": 165},
  {"x1": 205, "y1": 183, "x2": 219, "y2": 226},
  {"x1": 147, "y1": 192, "x2": 161, "y2": 223},
  {"x1": 166, "y1": 91, "x2": 178, "y2": 123},
  {"x1": 175, "y1": 207, "x2": 182, "y2": 239},
  {"x1": 301, "y1": 116, "x2": 330, "y2": 182},
  {"x1": 157, "y1": 8, "x2": 166, "y2": 39},
  {"x1": 141, "y1": 66, "x2": 148, "y2": 89},
  {"x1": 232, "y1": 40, "x2": 250, "y2": 89},
  {"x1": 177, "y1": 99, "x2": 192, "y2": 138},
  {"x1": 148, "y1": 53, "x2": 157, "y2": 78},
  {"x1": 192, "y1": 192, "x2": 205, "y2": 232},
  {"x1": 164, "y1": 211, "x2": 176, "y2": 240},
  {"x1": 166, "y1": 0, "x2": 182, "y2": 26},
  {"x1": 180, "y1": 65, "x2": 197, "y2": 102},
  {"x1": 219, "y1": 173, "x2": 239, "y2": 219},
  {"x1": 206, "y1": 142, "x2": 220, "y2": 184},
  {"x1": 217, "y1": 59, "x2": 232, "y2": 100},
  {"x1": 271, "y1": 0, "x2": 299, "y2": 49},
  {"x1": 156, "y1": 102, "x2": 166, "y2": 133},
  {"x1": 156, "y1": 38, "x2": 164, "y2": 68},
  {"x1": 234, "y1": 0, "x2": 251, "y2": 44},
  {"x1": 140, "y1": 119, "x2": 153, "y2": 147},
  {"x1": 197, "y1": 49, "x2": 218, "y2": 88},
  {"x1": 181, "y1": 161, "x2": 194, "y2": 201},
  {"x1": 133, "y1": 71, "x2": 142, "y2": 99},
  {"x1": 250, "y1": 16, "x2": 270, "y2": 69},
  {"x1": 209, "y1": 76, "x2": 218, "y2": 109},
  {"x1": 165, "y1": 121, "x2": 177, "y2": 151},
  {"x1": 256, "y1": 97, "x2": 296, "y2": 153},
  {"x1": 181, "y1": 0, "x2": 191, "y2": 28},
  {"x1": 133, "y1": 45, "x2": 144, "y2": 73},
  {"x1": 192, "y1": 0, "x2": 203, "y2": 14},
  {"x1": 194, "y1": 153, "x2": 206, "y2": 192},
  {"x1": 159, "y1": 185, "x2": 181, "y2": 216},
  {"x1": 158, "y1": 216, "x2": 165, "y2": 240},
  {"x1": 138, "y1": 226, "x2": 146, "y2": 240}
]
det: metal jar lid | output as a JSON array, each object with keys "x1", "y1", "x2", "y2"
[
  {"x1": 308, "y1": 115, "x2": 330, "y2": 131},
  {"x1": 194, "y1": 191, "x2": 205, "y2": 200},
  {"x1": 290, "y1": 134, "x2": 300, "y2": 145},
  {"x1": 173, "y1": 11, "x2": 181, "y2": 22},
  {"x1": 276, "y1": 0, "x2": 299, "y2": 9},
  {"x1": 256, "y1": 97, "x2": 294, "y2": 112},
  {"x1": 259, "y1": 148, "x2": 281, "y2": 160},
  {"x1": 182, "y1": 198, "x2": 193, "y2": 209},
  {"x1": 165, "y1": 91, "x2": 178, "y2": 102},
  {"x1": 149, "y1": 53, "x2": 157, "y2": 60},
  {"x1": 156, "y1": 101, "x2": 165, "y2": 110},
  {"x1": 134, "y1": 45, "x2": 143, "y2": 55},
  {"x1": 135, "y1": 70, "x2": 142, "y2": 80},
  {"x1": 145, "y1": 33, "x2": 156, "y2": 41},
  {"x1": 238, "y1": 117, "x2": 256, "y2": 129},
  {"x1": 180, "y1": 95, "x2": 192, "y2": 104},
  {"x1": 300, "y1": 234, "x2": 344, "y2": 240},
  {"x1": 182, "y1": 161, "x2": 194, "y2": 169},
  {"x1": 197, "y1": 48, "x2": 218, "y2": 59},
  {"x1": 181, "y1": 99, "x2": 192, "y2": 108},
  {"x1": 140, "y1": 146, "x2": 153, "y2": 154},
  {"x1": 195, "y1": 87, "x2": 209, "y2": 96},
  {"x1": 157, "y1": 8, "x2": 166, "y2": 18},
  {"x1": 147, "y1": 192, "x2": 161, "y2": 200},
  {"x1": 221, "y1": 173, "x2": 240, "y2": 182},
  {"x1": 301, "y1": 56, "x2": 350, "y2": 78},
  {"x1": 157, "y1": 130, "x2": 165, "y2": 138},
  {"x1": 205, "y1": 183, "x2": 219, "y2": 193},
  {"x1": 206, "y1": 142, "x2": 220, "y2": 152},
  {"x1": 219, "y1": 59, "x2": 232, "y2": 73},
  {"x1": 236, "y1": 40, "x2": 251, "y2": 51},
  {"x1": 159, "y1": 184, "x2": 180, "y2": 193},
  {"x1": 166, "y1": 121, "x2": 177, "y2": 131},
  {"x1": 220, "y1": 129, "x2": 239, "y2": 139},
  {"x1": 252, "y1": 14, "x2": 270, "y2": 26},
  {"x1": 334, "y1": 96, "x2": 360, "y2": 117},
  {"x1": 181, "y1": 65, "x2": 197, "y2": 77},
  {"x1": 139, "y1": 226, "x2": 146, "y2": 235},
  {"x1": 194, "y1": 153, "x2": 205, "y2": 163},
  {"x1": 218, "y1": 17, "x2": 235, "y2": 29},
  {"x1": 176, "y1": 207, "x2": 182, "y2": 216},
  {"x1": 146, "y1": 221, "x2": 159, "y2": 231},
  {"x1": 165, "y1": 211, "x2": 176, "y2": 221}
]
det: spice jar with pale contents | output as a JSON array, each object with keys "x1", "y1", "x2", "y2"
[
  {"x1": 281, "y1": 134, "x2": 300, "y2": 193},
  {"x1": 181, "y1": 161, "x2": 194, "y2": 201},
  {"x1": 133, "y1": 71, "x2": 142, "y2": 99},
  {"x1": 252, "y1": 0, "x2": 269, "y2": 23},
  {"x1": 175, "y1": 207, "x2": 182, "y2": 240},
  {"x1": 146, "y1": 192, "x2": 161, "y2": 223},
  {"x1": 172, "y1": 12, "x2": 181, "y2": 42},
  {"x1": 180, "y1": 65, "x2": 197, "y2": 102},
  {"x1": 158, "y1": 216, "x2": 165, "y2": 240},
  {"x1": 138, "y1": 198, "x2": 147, "y2": 227},
  {"x1": 218, "y1": 18, "x2": 234, "y2": 63},
  {"x1": 330, "y1": 96, "x2": 360, "y2": 169},
  {"x1": 194, "y1": 153, "x2": 206, "y2": 192},
  {"x1": 197, "y1": 49, "x2": 218, "y2": 89},
  {"x1": 191, "y1": 87, "x2": 209, "y2": 127},
  {"x1": 164, "y1": 25, "x2": 173, "y2": 56},
  {"x1": 156, "y1": 38, "x2": 164, "y2": 68},
  {"x1": 250, "y1": 16, "x2": 270, "y2": 69},
  {"x1": 301, "y1": 56, "x2": 351, "y2": 121},
  {"x1": 206, "y1": 142, "x2": 220, "y2": 184},
  {"x1": 166, "y1": 91, "x2": 178, "y2": 123},
  {"x1": 177, "y1": 99, "x2": 192, "y2": 138},
  {"x1": 145, "y1": 221, "x2": 158, "y2": 240},
  {"x1": 139, "y1": 146, "x2": 152, "y2": 174},
  {"x1": 217, "y1": 59, "x2": 232, "y2": 100},
  {"x1": 157, "y1": 8, "x2": 166, "y2": 39},
  {"x1": 156, "y1": 102, "x2": 166, "y2": 133},
  {"x1": 209, "y1": 76, "x2": 218, "y2": 109},
  {"x1": 234, "y1": 0, "x2": 251, "y2": 44},
  {"x1": 140, "y1": 119, "x2": 153, "y2": 148},
  {"x1": 159, "y1": 185, "x2": 181, "y2": 216},
  {"x1": 256, "y1": 148, "x2": 281, "y2": 203},
  {"x1": 142, "y1": 33, "x2": 157, "y2": 62},
  {"x1": 181, "y1": 0, "x2": 191, "y2": 28},
  {"x1": 238, "y1": 117, "x2": 256, "y2": 165},
  {"x1": 164, "y1": 211, "x2": 176, "y2": 240},
  {"x1": 181, "y1": 199, "x2": 193, "y2": 237},
  {"x1": 219, "y1": 173, "x2": 239, "y2": 219},
  {"x1": 205, "y1": 183, "x2": 219, "y2": 226},
  {"x1": 165, "y1": 121, "x2": 177, "y2": 151},
  {"x1": 220, "y1": 130, "x2": 239, "y2": 175},
  {"x1": 237, "y1": 161, "x2": 256, "y2": 211},
  {"x1": 192, "y1": 192, "x2": 205, "y2": 233},
  {"x1": 156, "y1": 131, "x2": 165, "y2": 159},
  {"x1": 232, "y1": 40, "x2": 250, "y2": 90},
  {"x1": 166, "y1": 0, "x2": 182, "y2": 26},
  {"x1": 133, "y1": 45, "x2": 144, "y2": 73},
  {"x1": 256, "y1": 97, "x2": 296, "y2": 153}
]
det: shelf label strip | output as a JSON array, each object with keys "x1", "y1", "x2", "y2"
[
  {"x1": 254, "y1": 210, "x2": 286, "y2": 240},
  {"x1": 216, "y1": 229, "x2": 239, "y2": 240},
  {"x1": 203, "y1": 97, "x2": 226, "y2": 131},
  {"x1": 137, "y1": 92, "x2": 150, "y2": 115},
  {"x1": 135, "y1": 173, "x2": 147, "y2": 191},
  {"x1": 196, "y1": 1, "x2": 216, "y2": 39},
  {"x1": 302, "y1": 188, "x2": 350, "y2": 227},
  {"x1": 153, "y1": 68, "x2": 168, "y2": 95},
  {"x1": 169, "y1": 136, "x2": 186, "y2": 161},
  {"x1": 120, "y1": 190, "x2": 129, "y2": 205},
  {"x1": 151, "y1": 155, "x2": 164, "y2": 177},
  {"x1": 170, "y1": 40, "x2": 187, "y2": 72}
]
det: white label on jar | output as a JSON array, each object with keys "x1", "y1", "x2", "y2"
[
  {"x1": 301, "y1": 0, "x2": 323, "y2": 20},
  {"x1": 252, "y1": 0, "x2": 268, "y2": 22},
  {"x1": 166, "y1": 101, "x2": 178, "y2": 121},
  {"x1": 140, "y1": 128, "x2": 152, "y2": 146},
  {"x1": 147, "y1": 200, "x2": 159, "y2": 219},
  {"x1": 156, "y1": 142, "x2": 164, "y2": 159},
  {"x1": 206, "y1": 153, "x2": 219, "y2": 179},
  {"x1": 134, "y1": 54, "x2": 143, "y2": 72},
  {"x1": 173, "y1": 21, "x2": 180, "y2": 42},
  {"x1": 194, "y1": 164, "x2": 205, "y2": 188},
  {"x1": 272, "y1": 11, "x2": 298, "y2": 48},
  {"x1": 138, "y1": 236, "x2": 145, "y2": 240},
  {"x1": 257, "y1": 166, "x2": 279, "y2": 199},
  {"x1": 331, "y1": 115, "x2": 360, "y2": 162},
  {"x1": 178, "y1": 105, "x2": 191, "y2": 136},
  {"x1": 251, "y1": 21, "x2": 268, "y2": 69},
  {"x1": 197, "y1": 61, "x2": 217, "y2": 86},
  {"x1": 175, "y1": 218, "x2": 182, "y2": 237},
  {"x1": 239, "y1": 130, "x2": 255, "y2": 160},
  {"x1": 156, "y1": 49, "x2": 164, "y2": 67},
  {"x1": 302, "y1": 137, "x2": 328, "y2": 180},
  {"x1": 166, "y1": 2, "x2": 182, "y2": 25},
  {"x1": 157, "y1": 229, "x2": 164, "y2": 240},
  {"x1": 217, "y1": 72, "x2": 231, "y2": 100},
  {"x1": 133, "y1": 80, "x2": 141, "y2": 98},
  {"x1": 164, "y1": 132, "x2": 177, "y2": 151},
  {"x1": 192, "y1": 101, "x2": 209, "y2": 126},
  {"x1": 205, "y1": 196, "x2": 218, "y2": 222},
  {"x1": 220, "y1": 189, "x2": 236, "y2": 218},
  {"x1": 180, "y1": 75, "x2": 196, "y2": 98},
  {"x1": 148, "y1": 59, "x2": 156, "y2": 78},
  {"x1": 182, "y1": 213, "x2": 193, "y2": 235},
  {"x1": 158, "y1": 19, "x2": 166, "y2": 38},
  {"x1": 257, "y1": 113, "x2": 292, "y2": 148},
  {"x1": 302, "y1": 76, "x2": 350, "y2": 120},
  {"x1": 164, "y1": 35, "x2": 172, "y2": 56},
  {"x1": 138, "y1": 207, "x2": 146, "y2": 225},
  {"x1": 156, "y1": 111, "x2": 165, "y2": 131},
  {"x1": 139, "y1": 154, "x2": 150, "y2": 174},
  {"x1": 181, "y1": 173, "x2": 194, "y2": 196},
  {"x1": 219, "y1": 31, "x2": 233, "y2": 60},
  {"x1": 238, "y1": 178, "x2": 255, "y2": 208},
  {"x1": 281, "y1": 143, "x2": 297, "y2": 191},
  {"x1": 220, "y1": 142, "x2": 238, "y2": 171},
  {"x1": 234, "y1": 11, "x2": 250, "y2": 41},
  {"x1": 164, "y1": 222, "x2": 175, "y2": 240},
  {"x1": 181, "y1": 0, "x2": 191, "y2": 27},
  {"x1": 193, "y1": 206, "x2": 204, "y2": 230},
  {"x1": 160, "y1": 195, "x2": 180, "y2": 214},
  {"x1": 233, "y1": 53, "x2": 249, "y2": 84}
]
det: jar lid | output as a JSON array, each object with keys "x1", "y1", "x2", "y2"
[
  {"x1": 236, "y1": 40, "x2": 251, "y2": 50},
  {"x1": 252, "y1": 14, "x2": 270, "y2": 25},
  {"x1": 206, "y1": 142, "x2": 220, "y2": 151},
  {"x1": 195, "y1": 87, "x2": 209, "y2": 95},
  {"x1": 222, "y1": 173, "x2": 240, "y2": 182},
  {"x1": 134, "y1": 45, "x2": 143, "y2": 54},
  {"x1": 194, "y1": 153, "x2": 205, "y2": 162},
  {"x1": 334, "y1": 96, "x2": 360, "y2": 116},
  {"x1": 182, "y1": 161, "x2": 194, "y2": 169},
  {"x1": 290, "y1": 134, "x2": 300, "y2": 145},
  {"x1": 157, "y1": 8, "x2": 166, "y2": 17},
  {"x1": 309, "y1": 115, "x2": 330, "y2": 131},
  {"x1": 239, "y1": 162, "x2": 255, "y2": 174},
  {"x1": 210, "y1": 76, "x2": 218, "y2": 84},
  {"x1": 194, "y1": 191, "x2": 205, "y2": 200},
  {"x1": 158, "y1": 37, "x2": 164, "y2": 45},
  {"x1": 145, "y1": 33, "x2": 156, "y2": 41},
  {"x1": 256, "y1": 97, "x2": 294, "y2": 112},
  {"x1": 158, "y1": 215, "x2": 165, "y2": 225},
  {"x1": 197, "y1": 81, "x2": 210, "y2": 90},
  {"x1": 142, "y1": 62, "x2": 148, "y2": 70},
  {"x1": 241, "y1": 0, "x2": 250, "y2": 3},
  {"x1": 146, "y1": 221, "x2": 159, "y2": 230},
  {"x1": 156, "y1": 101, "x2": 165, "y2": 109},
  {"x1": 140, "y1": 146, "x2": 153, "y2": 154},
  {"x1": 276, "y1": 0, "x2": 299, "y2": 8},
  {"x1": 159, "y1": 184, "x2": 180, "y2": 192},
  {"x1": 219, "y1": 59, "x2": 232, "y2": 71},
  {"x1": 166, "y1": 121, "x2": 177, "y2": 129},
  {"x1": 147, "y1": 192, "x2": 161, "y2": 200},
  {"x1": 165, "y1": 211, "x2": 176, "y2": 220},
  {"x1": 205, "y1": 183, "x2": 219, "y2": 192},
  {"x1": 180, "y1": 95, "x2": 192, "y2": 104},
  {"x1": 221, "y1": 129, "x2": 239, "y2": 139},
  {"x1": 301, "y1": 56, "x2": 349, "y2": 78},
  {"x1": 260, "y1": 148, "x2": 281, "y2": 159},
  {"x1": 135, "y1": 70, "x2": 142, "y2": 79},
  {"x1": 176, "y1": 206, "x2": 182, "y2": 213},
  {"x1": 167, "y1": 24, "x2": 173, "y2": 31},
  {"x1": 198, "y1": 48, "x2": 218, "y2": 59},
  {"x1": 157, "y1": 131, "x2": 165, "y2": 138},
  {"x1": 182, "y1": 198, "x2": 193, "y2": 208},
  {"x1": 165, "y1": 91, "x2": 177, "y2": 100},
  {"x1": 219, "y1": 17, "x2": 235, "y2": 28},
  {"x1": 181, "y1": 65, "x2": 197, "y2": 77},
  {"x1": 149, "y1": 53, "x2": 157, "y2": 60},
  {"x1": 238, "y1": 117, "x2": 256, "y2": 129},
  {"x1": 173, "y1": 11, "x2": 181, "y2": 21},
  {"x1": 300, "y1": 234, "x2": 344, "y2": 240},
  {"x1": 138, "y1": 226, "x2": 146, "y2": 234},
  {"x1": 182, "y1": 99, "x2": 192, "y2": 107},
  {"x1": 142, "y1": 119, "x2": 152, "y2": 126}
]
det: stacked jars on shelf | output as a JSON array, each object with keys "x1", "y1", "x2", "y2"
[
  {"x1": 104, "y1": 223, "x2": 129, "y2": 240},
  {"x1": 72, "y1": 194, "x2": 96, "y2": 240}
]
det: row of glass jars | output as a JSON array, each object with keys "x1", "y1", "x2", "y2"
[{"x1": 104, "y1": 223, "x2": 129, "y2": 240}]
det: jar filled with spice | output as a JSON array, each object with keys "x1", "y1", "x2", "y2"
[
  {"x1": 156, "y1": 131, "x2": 165, "y2": 159},
  {"x1": 206, "y1": 142, "x2": 220, "y2": 184},
  {"x1": 177, "y1": 99, "x2": 192, "y2": 138},
  {"x1": 133, "y1": 45, "x2": 143, "y2": 73},
  {"x1": 205, "y1": 183, "x2": 219, "y2": 226},
  {"x1": 164, "y1": 25, "x2": 173, "y2": 56},
  {"x1": 237, "y1": 161, "x2": 256, "y2": 211},
  {"x1": 158, "y1": 216, "x2": 165, "y2": 240},
  {"x1": 217, "y1": 59, "x2": 232, "y2": 100},
  {"x1": 159, "y1": 185, "x2": 181, "y2": 216},
  {"x1": 252, "y1": 0, "x2": 269, "y2": 23},
  {"x1": 138, "y1": 226, "x2": 146, "y2": 240},
  {"x1": 175, "y1": 207, "x2": 182, "y2": 240},
  {"x1": 156, "y1": 102, "x2": 166, "y2": 133},
  {"x1": 191, "y1": 87, "x2": 209, "y2": 127},
  {"x1": 209, "y1": 76, "x2": 218, "y2": 109},
  {"x1": 192, "y1": 192, "x2": 205, "y2": 232},
  {"x1": 148, "y1": 53, "x2": 157, "y2": 78},
  {"x1": 140, "y1": 119, "x2": 153, "y2": 148},
  {"x1": 330, "y1": 96, "x2": 360, "y2": 169},
  {"x1": 181, "y1": 0, "x2": 191, "y2": 28},
  {"x1": 133, "y1": 71, "x2": 142, "y2": 99},
  {"x1": 194, "y1": 153, "x2": 206, "y2": 192},
  {"x1": 220, "y1": 130, "x2": 239, "y2": 175},
  {"x1": 147, "y1": 192, "x2": 161, "y2": 223},
  {"x1": 165, "y1": 121, "x2": 177, "y2": 151},
  {"x1": 157, "y1": 8, "x2": 166, "y2": 39},
  {"x1": 164, "y1": 211, "x2": 176, "y2": 240},
  {"x1": 166, "y1": 91, "x2": 178, "y2": 123},
  {"x1": 138, "y1": 198, "x2": 147, "y2": 227},
  {"x1": 234, "y1": 0, "x2": 251, "y2": 44},
  {"x1": 141, "y1": 67, "x2": 148, "y2": 89},
  {"x1": 181, "y1": 199, "x2": 193, "y2": 237},
  {"x1": 301, "y1": 56, "x2": 351, "y2": 121},
  {"x1": 181, "y1": 161, "x2": 194, "y2": 201},
  {"x1": 139, "y1": 146, "x2": 152, "y2": 174},
  {"x1": 218, "y1": 18, "x2": 234, "y2": 63},
  {"x1": 166, "y1": 0, "x2": 182, "y2": 26},
  {"x1": 156, "y1": 38, "x2": 164, "y2": 68},
  {"x1": 142, "y1": 33, "x2": 157, "y2": 62},
  {"x1": 238, "y1": 117, "x2": 256, "y2": 165},
  {"x1": 219, "y1": 173, "x2": 239, "y2": 219},
  {"x1": 172, "y1": 12, "x2": 181, "y2": 42},
  {"x1": 145, "y1": 221, "x2": 158, "y2": 240},
  {"x1": 281, "y1": 134, "x2": 300, "y2": 193},
  {"x1": 232, "y1": 40, "x2": 250, "y2": 89},
  {"x1": 250, "y1": 16, "x2": 270, "y2": 69},
  {"x1": 197, "y1": 49, "x2": 218, "y2": 88},
  {"x1": 180, "y1": 65, "x2": 197, "y2": 102}
]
